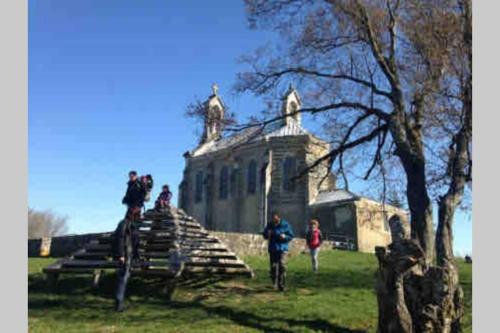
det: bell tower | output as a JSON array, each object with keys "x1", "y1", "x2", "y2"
[
  {"x1": 201, "y1": 83, "x2": 225, "y2": 143},
  {"x1": 281, "y1": 83, "x2": 302, "y2": 126}
]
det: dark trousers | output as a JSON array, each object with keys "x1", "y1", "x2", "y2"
[
  {"x1": 269, "y1": 251, "x2": 287, "y2": 289},
  {"x1": 115, "y1": 258, "x2": 131, "y2": 306},
  {"x1": 113, "y1": 207, "x2": 141, "y2": 308},
  {"x1": 113, "y1": 206, "x2": 141, "y2": 260},
  {"x1": 112, "y1": 219, "x2": 140, "y2": 260}
]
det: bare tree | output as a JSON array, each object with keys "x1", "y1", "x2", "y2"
[
  {"x1": 236, "y1": 0, "x2": 471, "y2": 331},
  {"x1": 28, "y1": 208, "x2": 69, "y2": 239}
]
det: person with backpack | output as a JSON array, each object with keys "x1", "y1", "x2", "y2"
[
  {"x1": 114, "y1": 170, "x2": 145, "y2": 260},
  {"x1": 306, "y1": 219, "x2": 323, "y2": 273},
  {"x1": 113, "y1": 170, "x2": 152, "y2": 312},
  {"x1": 262, "y1": 211, "x2": 294, "y2": 291}
]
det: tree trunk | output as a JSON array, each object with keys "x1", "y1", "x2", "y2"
[
  {"x1": 375, "y1": 240, "x2": 425, "y2": 333},
  {"x1": 389, "y1": 107, "x2": 435, "y2": 264},
  {"x1": 435, "y1": 196, "x2": 464, "y2": 333},
  {"x1": 404, "y1": 159, "x2": 435, "y2": 264},
  {"x1": 376, "y1": 213, "x2": 464, "y2": 333}
]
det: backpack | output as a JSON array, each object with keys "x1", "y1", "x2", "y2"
[{"x1": 140, "y1": 174, "x2": 154, "y2": 202}]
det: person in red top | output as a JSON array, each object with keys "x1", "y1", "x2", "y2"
[{"x1": 306, "y1": 219, "x2": 323, "y2": 273}]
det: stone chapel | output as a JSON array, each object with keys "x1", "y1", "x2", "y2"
[{"x1": 178, "y1": 85, "x2": 408, "y2": 252}]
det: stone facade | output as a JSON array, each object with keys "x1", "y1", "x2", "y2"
[
  {"x1": 309, "y1": 196, "x2": 409, "y2": 253},
  {"x1": 354, "y1": 198, "x2": 409, "y2": 253},
  {"x1": 178, "y1": 85, "x2": 408, "y2": 253},
  {"x1": 179, "y1": 86, "x2": 334, "y2": 238}
]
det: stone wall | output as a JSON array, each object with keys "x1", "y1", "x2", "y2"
[
  {"x1": 28, "y1": 231, "x2": 332, "y2": 258},
  {"x1": 28, "y1": 232, "x2": 110, "y2": 257},
  {"x1": 212, "y1": 231, "x2": 333, "y2": 257},
  {"x1": 354, "y1": 198, "x2": 409, "y2": 253}
]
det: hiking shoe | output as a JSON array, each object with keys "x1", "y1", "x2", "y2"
[{"x1": 115, "y1": 301, "x2": 126, "y2": 312}]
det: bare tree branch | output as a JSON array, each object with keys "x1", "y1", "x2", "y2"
[
  {"x1": 225, "y1": 101, "x2": 388, "y2": 133},
  {"x1": 255, "y1": 67, "x2": 393, "y2": 99},
  {"x1": 294, "y1": 123, "x2": 389, "y2": 180}
]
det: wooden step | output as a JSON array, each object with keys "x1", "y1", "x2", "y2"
[
  {"x1": 147, "y1": 220, "x2": 202, "y2": 229},
  {"x1": 183, "y1": 266, "x2": 253, "y2": 277},
  {"x1": 145, "y1": 250, "x2": 237, "y2": 259},
  {"x1": 180, "y1": 245, "x2": 229, "y2": 252},
  {"x1": 85, "y1": 243, "x2": 112, "y2": 252},
  {"x1": 96, "y1": 232, "x2": 212, "y2": 244},
  {"x1": 142, "y1": 230, "x2": 210, "y2": 237},
  {"x1": 145, "y1": 236, "x2": 217, "y2": 244},
  {"x1": 73, "y1": 252, "x2": 111, "y2": 260},
  {"x1": 137, "y1": 268, "x2": 179, "y2": 277},
  {"x1": 42, "y1": 207, "x2": 253, "y2": 281},
  {"x1": 44, "y1": 266, "x2": 101, "y2": 274},
  {"x1": 62, "y1": 259, "x2": 120, "y2": 269},
  {"x1": 184, "y1": 258, "x2": 248, "y2": 268},
  {"x1": 143, "y1": 212, "x2": 195, "y2": 221}
]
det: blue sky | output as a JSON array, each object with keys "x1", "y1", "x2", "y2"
[{"x1": 28, "y1": 0, "x2": 472, "y2": 255}]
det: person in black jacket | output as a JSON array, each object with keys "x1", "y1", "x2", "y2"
[
  {"x1": 113, "y1": 170, "x2": 146, "y2": 312},
  {"x1": 122, "y1": 170, "x2": 146, "y2": 219}
]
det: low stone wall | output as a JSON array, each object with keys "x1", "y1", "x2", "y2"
[
  {"x1": 28, "y1": 232, "x2": 110, "y2": 257},
  {"x1": 212, "y1": 231, "x2": 333, "y2": 257},
  {"x1": 28, "y1": 231, "x2": 333, "y2": 258}
]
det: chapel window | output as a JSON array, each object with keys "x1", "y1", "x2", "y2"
[
  {"x1": 283, "y1": 156, "x2": 297, "y2": 192},
  {"x1": 247, "y1": 160, "x2": 257, "y2": 195},
  {"x1": 219, "y1": 166, "x2": 229, "y2": 200},
  {"x1": 230, "y1": 168, "x2": 238, "y2": 197}
]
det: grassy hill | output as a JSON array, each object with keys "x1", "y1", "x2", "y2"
[{"x1": 28, "y1": 250, "x2": 472, "y2": 333}]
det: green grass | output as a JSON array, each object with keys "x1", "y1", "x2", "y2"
[{"x1": 28, "y1": 251, "x2": 472, "y2": 333}]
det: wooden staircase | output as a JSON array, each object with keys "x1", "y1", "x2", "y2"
[{"x1": 43, "y1": 207, "x2": 254, "y2": 285}]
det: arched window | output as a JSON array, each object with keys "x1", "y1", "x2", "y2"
[
  {"x1": 230, "y1": 168, "x2": 238, "y2": 197},
  {"x1": 247, "y1": 160, "x2": 257, "y2": 195},
  {"x1": 282, "y1": 156, "x2": 296, "y2": 192},
  {"x1": 195, "y1": 171, "x2": 203, "y2": 203},
  {"x1": 219, "y1": 166, "x2": 229, "y2": 200}
]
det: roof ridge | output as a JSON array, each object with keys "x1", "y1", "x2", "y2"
[{"x1": 190, "y1": 118, "x2": 314, "y2": 157}]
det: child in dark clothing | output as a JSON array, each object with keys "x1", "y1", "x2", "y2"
[{"x1": 155, "y1": 185, "x2": 172, "y2": 210}]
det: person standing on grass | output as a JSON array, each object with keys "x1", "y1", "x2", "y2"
[
  {"x1": 114, "y1": 170, "x2": 145, "y2": 262},
  {"x1": 113, "y1": 170, "x2": 146, "y2": 312},
  {"x1": 306, "y1": 219, "x2": 323, "y2": 273},
  {"x1": 263, "y1": 211, "x2": 294, "y2": 291}
]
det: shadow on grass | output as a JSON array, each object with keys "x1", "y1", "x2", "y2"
[
  {"x1": 29, "y1": 263, "x2": 375, "y2": 295},
  {"x1": 247, "y1": 268, "x2": 377, "y2": 293},
  {"x1": 161, "y1": 299, "x2": 367, "y2": 333},
  {"x1": 29, "y1": 271, "x2": 369, "y2": 332}
]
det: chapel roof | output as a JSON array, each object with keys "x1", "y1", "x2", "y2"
[
  {"x1": 190, "y1": 118, "x2": 310, "y2": 157},
  {"x1": 309, "y1": 189, "x2": 360, "y2": 206},
  {"x1": 310, "y1": 189, "x2": 409, "y2": 215}
]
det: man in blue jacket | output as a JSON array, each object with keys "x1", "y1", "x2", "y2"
[{"x1": 263, "y1": 211, "x2": 294, "y2": 291}]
